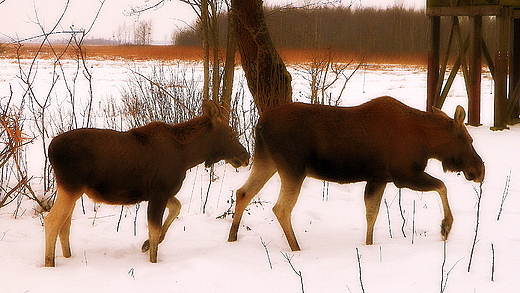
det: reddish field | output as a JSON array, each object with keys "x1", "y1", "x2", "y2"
[{"x1": 2, "y1": 43, "x2": 427, "y2": 65}]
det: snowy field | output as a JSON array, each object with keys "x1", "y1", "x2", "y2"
[{"x1": 0, "y1": 58, "x2": 519, "y2": 293}]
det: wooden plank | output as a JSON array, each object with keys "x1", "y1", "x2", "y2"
[
  {"x1": 469, "y1": 15, "x2": 483, "y2": 126},
  {"x1": 493, "y1": 6, "x2": 512, "y2": 129},
  {"x1": 427, "y1": 0, "x2": 518, "y2": 7},
  {"x1": 438, "y1": 38, "x2": 469, "y2": 109},
  {"x1": 435, "y1": 17, "x2": 457, "y2": 107},
  {"x1": 482, "y1": 37, "x2": 495, "y2": 77},
  {"x1": 428, "y1": 16, "x2": 441, "y2": 112},
  {"x1": 427, "y1": 5, "x2": 501, "y2": 16},
  {"x1": 506, "y1": 18, "x2": 520, "y2": 121}
]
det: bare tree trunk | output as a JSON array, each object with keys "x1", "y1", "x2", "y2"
[
  {"x1": 201, "y1": 0, "x2": 210, "y2": 101},
  {"x1": 210, "y1": 0, "x2": 221, "y2": 102},
  {"x1": 221, "y1": 7, "x2": 236, "y2": 122},
  {"x1": 231, "y1": 0, "x2": 292, "y2": 113}
]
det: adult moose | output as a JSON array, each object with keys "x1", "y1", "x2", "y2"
[
  {"x1": 228, "y1": 96, "x2": 484, "y2": 251},
  {"x1": 45, "y1": 100, "x2": 249, "y2": 267}
]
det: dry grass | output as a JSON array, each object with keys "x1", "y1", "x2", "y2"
[{"x1": 2, "y1": 43, "x2": 427, "y2": 65}]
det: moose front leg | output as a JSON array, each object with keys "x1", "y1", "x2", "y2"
[
  {"x1": 400, "y1": 173, "x2": 452, "y2": 241},
  {"x1": 436, "y1": 183, "x2": 452, "y2": 240},
  {"x1": 146, "y1": 199, "x2": 168, "y2": 263},
  {"x1": 142, "y1": 196, "x2": 182, "y2": 253}
]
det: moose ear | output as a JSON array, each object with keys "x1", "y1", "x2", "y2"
[
  {"x1": 453, "y1": 105, "x2": 466, "y2": 125},
  {"x1": 202, "y1": 99, "x2": 222, "y2": 122}
]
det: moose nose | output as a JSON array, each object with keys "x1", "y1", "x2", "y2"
[
  {"x1": 227, "y1": 152, "x2": 249, "y2": 168},
  {"x1": 475, "y1": 163, "x2": 485, "y2": 183},
  {"x1": 465, "y1": 163, "x2": 485, "y2": 183},
  {"x1": 240, "y1": 152, "x2": 250, "y2": 167}
]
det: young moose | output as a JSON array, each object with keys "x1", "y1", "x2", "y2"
[
  {"x1": 45, "y1": 100, "x2": 249, "y2": 267},
  {"x1": 228, "y1": 96, "x2": 484, "y2": 251}
]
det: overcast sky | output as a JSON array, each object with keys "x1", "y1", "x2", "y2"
[{"x1": 0, "y1": 0, "x2": 425, "y2": 44}]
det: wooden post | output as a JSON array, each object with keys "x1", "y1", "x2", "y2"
[
  {"x1": 493, "y1": 6, "x2": 511, "y2": 130},
  {"x1": 427, "y1": 16, "x2": 441, "y2": 112},
  {"x1": 469, "y1": 15, "x2": 482, "y2": 126},
  {"x1": 510, "y1": 18, "x2": 520, "y2": 122}
]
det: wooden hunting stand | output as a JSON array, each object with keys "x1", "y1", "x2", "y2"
[{"x1": 427, "y1": 0, "x2": 520, "y2": 129}]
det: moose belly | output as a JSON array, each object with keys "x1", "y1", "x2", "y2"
[
  {"x1": 84, "y1": 186, "x2": 147, "y2": 205},
  {"x1": 306, "y1": 156, "x2": 390, "y2": 184}
]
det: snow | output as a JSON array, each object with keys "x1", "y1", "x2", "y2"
[{"x1": 1, "y1": 58, "x2": 519, "y2": 292}]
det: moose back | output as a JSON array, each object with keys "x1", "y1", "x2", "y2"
[
  {"x1": 45, "y1": 100, "x2": 249, "y2": 267},
  {"x1": 228, "y1": 96, "x2": 484, "y2": 251}
]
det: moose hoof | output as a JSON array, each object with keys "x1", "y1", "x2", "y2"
[
  {"x1": 141, "y1": 240, "x2": 150, "y2": 252},
  {"x1": 227, "y1": 234, "x2": 237, "y2": 242},
  {"x1": 440, "y1": 219, "x2": 452, "y2": 240}
]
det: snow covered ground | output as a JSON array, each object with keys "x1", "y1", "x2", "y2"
[{"x1": 0, "y1": 58, "x2": 519, "y2": 292}]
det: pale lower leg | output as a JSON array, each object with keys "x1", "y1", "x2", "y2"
[
  {"x1": 273, "y1": 175, "x2": 304, "y2": 251},
  {"x1": 364, "y1": 182, "x2": 386, "y2": 245}
]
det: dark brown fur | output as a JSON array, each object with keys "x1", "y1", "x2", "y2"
[
  {"x1": 228, "y1": 96, "x2": 484, "y2": 251},
  {"x1": 45, "y1": 100, "x2": 249, "y2": 267}
]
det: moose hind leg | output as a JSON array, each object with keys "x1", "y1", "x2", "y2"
[
  {"x1": 58, "y1": 208, "x2": 75, "y2": 258},
  {"x1": 364, "y1": 181, "x2": 387, "y2": 245},
  {"x1": 142, "y1": 196, "x2": 181, "y2": 252},
  {"x1": 272, "y1": 173, "x2": 304, "y2": 251},
  {"x1": 228, "y1": 156, "x2": 276, "y2": 243},
  {"x1": 44, "y1": 187, "x2": 81, "y2": 267}
]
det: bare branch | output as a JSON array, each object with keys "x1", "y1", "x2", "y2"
[{"x1": 125, "y1": 0, "x2": 168, "y2": 16}]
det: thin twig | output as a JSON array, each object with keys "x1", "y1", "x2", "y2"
[
  {"x1": 356, "y1": 247, "x2": 365, "y2": 293},
  {"x1": 468, "y1": 182, "x2": 484, "y2": 272},
  {"x1": 134, "y1": 204, "x2": 140, "y2": 236},
  {"x1": 497, "y1": 170, "x2": 511, "y2": 221},
  {"x1": 260, "y1": 237, "x2": 273, "y2": 269},
  {"x1": 281, "y1": 252, "x2": 305, "y2": 293},
  {"x1": 411, "y1": 200, "x2": 416, "y2": 244},
  {"x1": 491, "y1": 243, "x2": 495, "y2": 282},
  {"x1": 117, "y1": 205, "x2": 124, "y2": 232},
  {"x1": 384, "y1": 198, "x2": 393, "y2": 239},
  {"x1": 322, "y1": 180, "x2": 329, "y2": 201},
  {"x1": 398, "y1": 188, "x2": 407, "y2": 238},
  {"x1": 440, "y1": 241, "x2": 447, "y2": 293},
  {"x1": 441, "y1": 241, "x2": 464, "y2": 293}
]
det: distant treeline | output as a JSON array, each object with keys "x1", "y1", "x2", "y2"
[{"x1": 175, "y1": 5, "x2": 497, "y2": 56}]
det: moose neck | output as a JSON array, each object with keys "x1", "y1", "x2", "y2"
[
  {"x1": 169, "y1": 116, "x2": 216, "y2": 170},
  {"x1": 420, "y1": 114, "x2": 455, "y2": 161}
]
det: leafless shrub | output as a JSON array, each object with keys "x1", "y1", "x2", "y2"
[
  {"x1": 0, "y1": 94, "x2": 33, "y2": 211},
  {"x1": 10, "y1": 0, "x2": 105, "y2": 211},
  {"x1": 117, "y1": 63, "x2": 257, "y2": 153},
  {"x1": 296, "y1": 48, "x2": 362, "y2": 105},
  {"x1": 119, "y1": 63, "x2": 202, "y2": 129}
]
